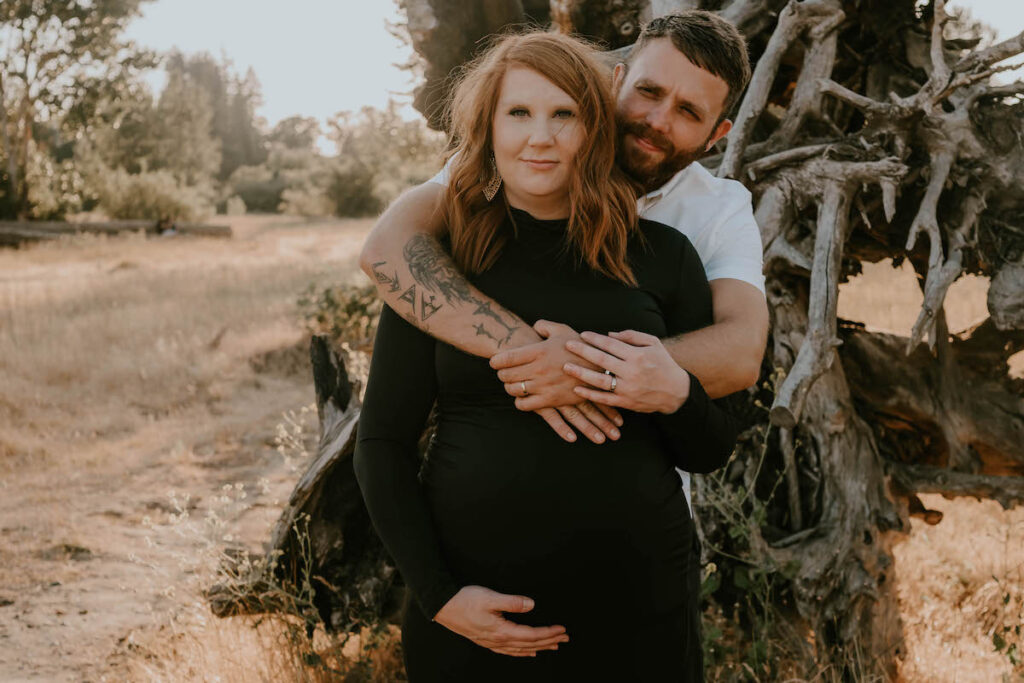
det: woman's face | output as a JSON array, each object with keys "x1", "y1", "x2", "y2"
[{"x1": 491, "y1": 66, "x2": 585, "y2": 219}]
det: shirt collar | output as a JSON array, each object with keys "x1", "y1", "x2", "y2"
[{"x1": 638, "y1": 165, "x2": 693, "y2": 210}]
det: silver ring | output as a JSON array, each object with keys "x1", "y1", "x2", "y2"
[
  {"x1": 603, "y1": 369, "x2": 617, "y2": 393},
  {"x1": 520, "y1": 380, "x2": 529, "y2": 397}
]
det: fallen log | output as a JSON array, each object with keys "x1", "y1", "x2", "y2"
[{"x1": 0, "y1": 220, "x2": 232, "y2": 247}]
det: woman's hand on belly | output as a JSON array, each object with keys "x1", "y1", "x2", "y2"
[{"x1": 433, "y1": 585, "x2": 570, "y2": 657}]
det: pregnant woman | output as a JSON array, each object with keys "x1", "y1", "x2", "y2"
[{"x1": 354, "y1": 30, "x2": 738, "y2": 681}]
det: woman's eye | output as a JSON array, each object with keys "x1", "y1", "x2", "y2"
[
  {"x1": 509, "y1": 108, "x2": 529, "y2": 117},
  {"x1": 554, "y1": 109, "x2": 575, "y2": 119}
]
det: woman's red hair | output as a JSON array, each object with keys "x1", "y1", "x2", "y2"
[{"x1": 442, "y1": 30, "x2": 640, "y2": 285}]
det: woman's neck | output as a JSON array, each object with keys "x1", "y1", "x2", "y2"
[{"x1": 504, "y1": 191, "x2": 570, "y2": 220}]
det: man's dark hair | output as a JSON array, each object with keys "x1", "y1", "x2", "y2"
[{"x1": 629, "y1": 11, "x2": 752, "y2": 121}]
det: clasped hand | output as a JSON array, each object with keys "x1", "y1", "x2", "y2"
[
  {"x1": 490, "y1": 321, "x2": 623, "y2": 444},
  {"x1": 433, "y1": 585, "x2": 569, "y2": 657},
  {"x1": 565, "y1": 330, "x2": 691, "y2": 414},
  {"x1": 491, "y1": 322, "x2": 691, "y2": 432}
]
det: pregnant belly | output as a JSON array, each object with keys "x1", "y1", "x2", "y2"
[{"x1": 423, "y1": 408, "x2": 696, "y2": 620}]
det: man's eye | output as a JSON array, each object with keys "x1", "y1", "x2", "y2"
[{"x1": 637, "y1": 86, "x2": 655, "y2": 95}]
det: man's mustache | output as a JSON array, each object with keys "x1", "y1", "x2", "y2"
[{"x1": 622, "y1": 121, "x2": 675, "y2": 155}]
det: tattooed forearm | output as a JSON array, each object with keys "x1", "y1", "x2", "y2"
[
  {"x1": 472, "y1": 300, "x2": 520, "y2": 346},
  {"x1": 368, "y1": 233, "x2": 531, "y2": 353},
  {"x1": 403, "y1": 234, "x2": 476, "y2": 305},
  {"x1": 397, "y1": 283, "x2": 443, "y2": 322},
  {"x1": 474, "y1": 323, "x2": 501, "y2": 345},
  {"x1": 400, "y1": 234, "x2": 521, "y2": 344},
  {"x1": 370, "y1": 261, "x2": 401, "y2": 293}
]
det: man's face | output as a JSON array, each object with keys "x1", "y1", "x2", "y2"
[{"x1": 612, "y1": 38, "x2": 733, "y2": 190}]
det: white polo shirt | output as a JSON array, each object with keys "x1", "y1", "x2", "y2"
[{"x1": 428, "y1": 161, "x2": 765, "y2": 515}]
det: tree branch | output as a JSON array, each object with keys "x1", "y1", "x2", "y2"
[
  {"x1": 954, "y1": 29, "x2": 1024, "y2": 73},
  {"x1": 904, "y1": 149, "x2": 954, "y2": 283},
  {"x1": 818, "y1": 79, "x2": 904, "y2": 119},
  {"x1": 890, "y1": 463, "x2": 1024, "y2": 510},
  {"x1": 719, "y1": 0, "x2": 843, "y2": 179},
  {"x1": 780, "y1": 426, "x2": 804, "y2": 529},
  {"x1": 908, "y1": 189, "x2": 986, "y2": 350},
  {"x1": 770, "y1": 180, "x2": 849, "y2": 427},
  {"x1": 928, "y1": 0, "x2": 951, "y2": 87}
]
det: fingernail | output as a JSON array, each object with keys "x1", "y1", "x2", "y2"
[
  {"x1": 610, "y1": 429, "x2": 620, "y2": 439},
  {"x1": 566, "y1": 432, "x2": 576, "y2": 442},
  {"x1": 594, "y1": 435, "x2": 605, "y2": 443},
  {"x1": 615, "y1": 417, "x2": 623, "y2": 426}
]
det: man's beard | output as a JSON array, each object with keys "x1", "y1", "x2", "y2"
[{"x1": 615, "y1": 114, "x2": 712, "y2": 193}]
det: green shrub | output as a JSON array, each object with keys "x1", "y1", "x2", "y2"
[
  {"x1": 92, "y1": 167, "x2": 213, "y2": 221},
  {"x1": 227, "y1": 164, "x2": 286, "y2": 213},
  {"x1": 298, "y1": 282, "x2": 381, "y2": 352},
  {"x1": 326, "y1": 158, "x2": 384, "y2": 217}
]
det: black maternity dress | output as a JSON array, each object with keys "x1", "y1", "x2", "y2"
[{"x1": 354, "y1": 208, "x2": 739, "y2": 682}]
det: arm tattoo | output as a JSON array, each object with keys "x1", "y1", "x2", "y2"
[
  {"x1": 384, "y1": 233, "x2": 523, "y2": 348},
  {"x1": 474, "y1": 323, "x2": 501, "y2": 345},
  {"x1": 371, "y1": 261, "x2": 401, "y2": 292},
  {"x1": 403, "y1": 234, "x2": 476, "y2": 305}
]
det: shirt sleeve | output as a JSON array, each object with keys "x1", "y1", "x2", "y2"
[
  {"x1": 651, "y1": 237, "x2": 742, "y2": 474},
  {"x1": 353, "y1": 305, "x2": 461, "y2": 619},
  {"x1": 701, "y1": 188, "x2": 766, "y2": 294}
]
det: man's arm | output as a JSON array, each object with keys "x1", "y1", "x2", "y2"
[
  {"x1": 662, "y1": 278, "x2": 768, "y2": 398},
  {"x1": 494, "y1": 278, "x2": 768, "y2": 411},
  {"x1": 359, "y1": 182, "x2": 540, "y2": 355},
  {"x1": 558, "y1": 277, "x2": 767, "y2": 410},
  {"x1": 359, "y1": 182, "x2": 622, "y2": 443}
]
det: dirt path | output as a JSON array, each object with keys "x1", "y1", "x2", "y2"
[
  {"x1": 0, "y1": 216, "x2": 370, "y2": 681},
  {"x1": 1, "y1": 217, "x2": 1021, "y2": 681}
]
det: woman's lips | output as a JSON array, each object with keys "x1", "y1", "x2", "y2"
[{"x1": 521, "y1": 159, "x2": 558, "y2": 170}]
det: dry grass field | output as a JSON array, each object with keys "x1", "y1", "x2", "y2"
[{"x1": 0, "y1": 220, "x2": 1021, "y2": 681}]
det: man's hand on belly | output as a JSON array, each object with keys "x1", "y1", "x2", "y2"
[
  {"x1": 434, "y1": 585, "x2": 570, "y2": 657},
  {"x1": 491, "y1": 320, "x2": 623, "y2": 444}
]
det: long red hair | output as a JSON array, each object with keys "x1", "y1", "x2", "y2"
[{"x1": 442, "y1": 30, "x2": 640, "y2": 285}]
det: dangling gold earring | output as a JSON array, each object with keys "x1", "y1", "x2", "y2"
[{"x1": 483, "y1": 154, "x2": 502, "y2": 202}]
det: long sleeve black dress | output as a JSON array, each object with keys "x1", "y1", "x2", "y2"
[{"x1": 354, "y1": 208, "x2": 738, "y2": 682}]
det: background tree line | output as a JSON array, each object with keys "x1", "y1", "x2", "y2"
[{"x1": 0, "y1": 0, "x2": 444, "y2": 223}]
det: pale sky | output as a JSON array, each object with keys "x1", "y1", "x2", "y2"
[
  {"x1": 125, "y1": 0, "x2": 416, "y2": 127},
  {"x1": 124, "y1": 0, "x2": 1022, "y2": 129}
]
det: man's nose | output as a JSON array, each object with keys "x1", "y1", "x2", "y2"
[{"x1": 645, "y1": 101, "x2": 672, "y2": 134}]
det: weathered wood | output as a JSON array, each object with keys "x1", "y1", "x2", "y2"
[{"x1": 890, "y1": 464, "x2": 1024, "y2": 511}]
